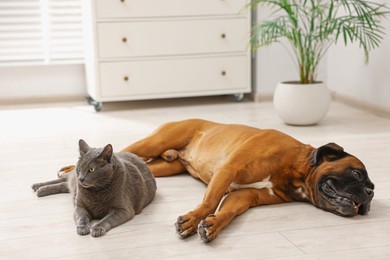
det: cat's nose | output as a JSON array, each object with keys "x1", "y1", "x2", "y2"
[{"x1": 78, "y1": 176, "x2": 85, "y2": 183}]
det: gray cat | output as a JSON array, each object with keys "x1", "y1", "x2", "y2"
[{"x1": 32, "y1": 139, "x2": 157, "y2": 237}]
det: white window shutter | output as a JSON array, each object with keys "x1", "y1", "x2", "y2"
[
  {"x1": 47, "y1": 0, "x2": 84, "y2": 64},
  {"x1": 0, "y1": 0, "x2": 84, "y2": 66},
  {"x1": 0, "y1": 0, "x2": 43, "y2": 65}
]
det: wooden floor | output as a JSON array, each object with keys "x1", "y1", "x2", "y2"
[{"x1": 1, "y1": 96, "x2": 390, "y2": 259}]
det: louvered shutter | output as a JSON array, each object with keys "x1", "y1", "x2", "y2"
[
  {"x1": 48, "y1": 0, "x2": 83, "y2": 64},
  {"x1": 0, "y1": 0, "x2": 84, "y2": 66}
]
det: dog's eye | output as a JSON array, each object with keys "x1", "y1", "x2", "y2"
[{"x1": 352, "y1": 170, "x2": 362, "y2": 180}]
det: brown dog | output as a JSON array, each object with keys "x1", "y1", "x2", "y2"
[{"x1": 60, "y1": 119, "x2": 375, "y2": 242}]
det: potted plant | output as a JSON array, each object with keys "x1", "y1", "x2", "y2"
[{"x1": 250, "y1": 0, "x2": 389, "y2": 125}]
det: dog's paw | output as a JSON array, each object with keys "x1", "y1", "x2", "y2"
[
  {"x1": 197, "y1": 215, "x2": 218, "y2": 242},
  {"x1": 57, "y1": 165, "x2": 75, "y2": 178},
  {"x1": 77, "y1": 225, "x2": 90, "y2": 236},
  {"x1": 174, "y1": 215, "x2": 198, "y2": 238},
  {"x1": 91, "y1": 225, "x2": 106, "y2": 237}
]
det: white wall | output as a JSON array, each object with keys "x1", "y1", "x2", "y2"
[
  {"x1": 327, "y1": 20, "x2": 390, "y2": 111},
  {"x1": 0, "y1": 64, "x2": 87, "y2": 103},
  {"x1": 255, "y1": 44, "x2": 296, "y2": 97}
]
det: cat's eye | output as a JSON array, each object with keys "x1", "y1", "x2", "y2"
[
  {"x1": 88, "y1": 168, "x2": 95, "y2": 173},
  {"x1": 76, "y1": 167, "x2": 81, "y2": 173}
]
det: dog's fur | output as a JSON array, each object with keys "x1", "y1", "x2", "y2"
[{"x1": 60, "y1": 119, "x2": 375, "y2": 242}]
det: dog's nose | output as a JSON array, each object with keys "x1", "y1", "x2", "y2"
[{"x1": 364, "y1": 187, "x2": 374, "y2": 197}]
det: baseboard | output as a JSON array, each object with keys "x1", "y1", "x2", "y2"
[
  {"x1": 0, "y1": 95, "x2": 86, "y2": 106},
  {"x1": 332, "y1": 93, "x2": 390, "y2": 119},
  {"x1": 254, "y1": 92, "x2": 390, "y2": 119},
  {"x1": 253, "y1": 93, "x2": 273, "y2": 102}
]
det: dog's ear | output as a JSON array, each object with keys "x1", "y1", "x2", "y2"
[{"x1": 310, "y1": 143, "x2": 346, "y2": 166}]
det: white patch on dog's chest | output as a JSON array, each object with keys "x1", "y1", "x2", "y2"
[{"x1": 230, "y1": 175, "x2": 274, "y2": 195}]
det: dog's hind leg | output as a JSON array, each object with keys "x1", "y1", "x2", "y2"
[
  {"x1": 146, "y1": 158, "x2": 186, "y2": 177},
  {"x1": 121, "y1": 119, "x2": 210, "y2": 158}
]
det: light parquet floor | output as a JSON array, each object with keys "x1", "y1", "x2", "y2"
[{"x1": 1, "y1": 96, "x2": 390, "y2": 259}]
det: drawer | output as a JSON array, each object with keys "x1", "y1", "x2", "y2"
[
  {"x1": 98, "y1": 55, "x2": 248, "y2": 98},
  {"x1": 95, "y1": 0, "x2": 248, "y2": 19},
  {"x1": 97, "y1": 18, "x2": 248, "y2": 59}
]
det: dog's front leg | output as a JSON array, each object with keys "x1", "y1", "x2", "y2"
[
  {"x1": 197, "y1": 188, "x2": 284, "y2": 242},
  {"x1": 175, "y1": 165, "x2": 237, "y2": 238}
]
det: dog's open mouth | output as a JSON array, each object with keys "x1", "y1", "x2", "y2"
[{"x1": 320, "y1": 179, "x2": 365, "y2": 216}]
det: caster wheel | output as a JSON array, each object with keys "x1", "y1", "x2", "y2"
[
  {"x1": 86, "y1": 96, "x2": 103, "y2": 112},
  {"x1": 233, "y1": 93, "x2": 244, "y2": 102},
  {"x1": 93, "y1": 102, "x2": 103, "y2": 112}
]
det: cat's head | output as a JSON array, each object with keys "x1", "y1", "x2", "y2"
[{"x1": 76, "y1": 139, "x2": 114, "y2": 189}]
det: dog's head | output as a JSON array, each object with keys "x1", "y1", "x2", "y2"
[{"x1": 309, "y1": 143, "x2": 374, "y2": 217}]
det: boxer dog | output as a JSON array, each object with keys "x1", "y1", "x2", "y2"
[{"x1": 59, "y1": 119, "x2": 375, "y2": 242}]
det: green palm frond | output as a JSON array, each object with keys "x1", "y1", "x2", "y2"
[
  {"x1": 250, "y1": 16, "x2": 290, "y2": 49},
  {"x1": 249, "y1": 0, "x2": 389, "y2": 84}
]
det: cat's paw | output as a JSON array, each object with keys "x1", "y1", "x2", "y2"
[
  {"x1": 77, "y1": 225, "x2": 90, "y2": 236},
  {"x1": 31, "y1": 183, "x2": 41, "y2": 192},
  {"x1": 91, "y1": 225, "x2": 106, "y2": 237},
  {"x1": 35, "y1": 187, "x2": 52, "y2": 197}
]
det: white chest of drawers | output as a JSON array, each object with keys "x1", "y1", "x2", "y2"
[{"x1": 82, "y1": 0, "x2": 251, "y2": 110}]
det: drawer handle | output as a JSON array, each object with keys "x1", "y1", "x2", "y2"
[
  {"x1": 122, "y1": 37, "x2": 127, "y2": 43},
  {"x1": 124, "y1": 76, "x2": 129, "y2": 81},
  {"x1": 221, "y1": 33, "x2": 226, "y2": 39},
  {"x1": 120, "y1": 0, "x2": 125, "y2": 2},
  {"x1": 221, "y1": 70, "x2": 226, "y2": 76}
]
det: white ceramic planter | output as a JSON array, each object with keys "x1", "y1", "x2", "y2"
[{"x1": 273, "y1": 81, "x2": 331, "y2": 125}]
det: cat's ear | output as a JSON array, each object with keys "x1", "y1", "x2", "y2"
[
  {"x1": 98, "y1": 144, "x2": 113, "y2": 163},
  {"x1": 79, "y1": 139, "x2": 90, "y2": 156}
]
